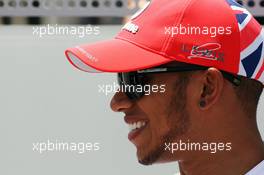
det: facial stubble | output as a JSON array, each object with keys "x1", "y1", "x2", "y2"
[{"x1": 139, "y1": 74, "x2": 191, "y2": 165}]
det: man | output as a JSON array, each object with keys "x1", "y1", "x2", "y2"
[{"x1": 65, "y1": 0, "x2": 264, "y2": 174}]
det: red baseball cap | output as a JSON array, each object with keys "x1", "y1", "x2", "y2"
[{"x1": 65, "y1": 0, "x2": 264, "y2": 85}]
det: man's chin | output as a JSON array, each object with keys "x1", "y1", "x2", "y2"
[
  {"x1": 136, "y1": 146, "x2": 165, "y2": 165},
  {"x1": 138, "y1": 155, "x2": 155, "y2": 166},
  {"x1": 136, "y1": 150, "x2": 155, "y2": 165},
  {"x1": 138, "y1": 154, "x2": 174, "y2": 165}
]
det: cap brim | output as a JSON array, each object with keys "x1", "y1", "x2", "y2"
[{"x1": 65, "y1": 38, "x2": 172, "y2": 73}]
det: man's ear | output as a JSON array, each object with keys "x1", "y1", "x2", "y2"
[{"x1": 199, "y1": 68, "x2": 224, "y2": 110}]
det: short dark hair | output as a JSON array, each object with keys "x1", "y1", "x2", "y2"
[
  {"x1": 233, "y1": 77, "x2": 263, "y2": 117},
  {"x1": 174, "y1": 70, "x2": 263, "y2": 118},
  {"x1": 165, "y1": 61, "x2": 263, "y2": 117}
]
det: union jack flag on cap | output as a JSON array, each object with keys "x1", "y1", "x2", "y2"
[{"x1": 226, "y1": 0, "x2": 264, "y2": 84}]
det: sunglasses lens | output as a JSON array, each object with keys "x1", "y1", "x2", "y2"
[
  {"x1": 117, "y1": 73, "x2": 123, "y2": 86},
  {"x1": 117, "y1": 73, "x2": 145, "y2": 100}
]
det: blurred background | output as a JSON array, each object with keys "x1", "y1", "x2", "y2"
[
  {"x1": 0, "y1": 0, "x2": 148, "y2": 24},
  {"x1": 0, "y1": 0, "x2": 263, "y2": 25},
  {"x1": 0, "y1": 1, "x2": 263, "y2": 175}
]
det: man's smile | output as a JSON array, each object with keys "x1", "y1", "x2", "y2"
[{"x1": 124, "y1": 115, "x2": 149, "y2": 142}]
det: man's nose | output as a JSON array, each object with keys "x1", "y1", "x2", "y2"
[{"x1": 110, "y1": 91, "x2": 133, "y2": 112}]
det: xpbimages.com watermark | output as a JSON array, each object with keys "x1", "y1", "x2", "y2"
[
  {"x1": 164, "y1": 140, "x2": 232, "y2": 154},
  {"x1": 165, "y1": 24, "x2": 232, "y2": 38},
  {"x1": 98, "y1": 82, "x2": 166, "y2": 96},
  {"x1": 32, "y1": 140, "x2": 100, "y2": 154},
  {"x1": 32, "y1": 24, "x2": 100, "y2": 38}
]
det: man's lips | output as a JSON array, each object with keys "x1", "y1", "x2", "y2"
[
  {"x1": 124, "y1": 115, "x2": 149, "y2": 141},
  {"x1": 124, "y1": 115, "x2": 148, "y2": 124}
]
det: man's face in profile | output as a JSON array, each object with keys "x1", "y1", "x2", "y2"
[{"x1": 111, "y1": 71, "x2": 194, "y2": 165}]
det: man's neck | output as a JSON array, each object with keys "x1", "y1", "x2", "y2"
[{"x1": 177, "y1": 135, "x2": 264, "y2": 175}]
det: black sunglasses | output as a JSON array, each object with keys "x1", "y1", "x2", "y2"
[{"x1": 117, "y1": 65, "x2": 241, "y2": 100}]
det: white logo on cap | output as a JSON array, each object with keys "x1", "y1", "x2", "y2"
[
  {"x1": 131, "y1": 1, "x2": 151, "y2": 20},
  {"x1": 75, "y1": 46, "x2": 98, "y2": 62},
  {"x1": 122, "y1": 22, "x2": 139, "y2": 34}
]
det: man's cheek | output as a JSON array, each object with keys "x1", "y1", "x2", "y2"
[
  {"x1": 137, "y1": 92, "x2": 172, "y2": 134},
  {"x1": 138, "y1": 94, "x2": 166, "y2": 115}
]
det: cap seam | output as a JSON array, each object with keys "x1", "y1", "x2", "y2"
[
  {"x1": 223, "y1": 0, "x2": 242, "y2": 75},
  {"x1": 133, "y1": 0, "x2": 170, "y2": 54},
  {"x1": 159, "y1": 3, "x2": 176, "y2": 54},
  {"x1": 163, "y1": 0, "x2": 194, "y2": 53}
]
